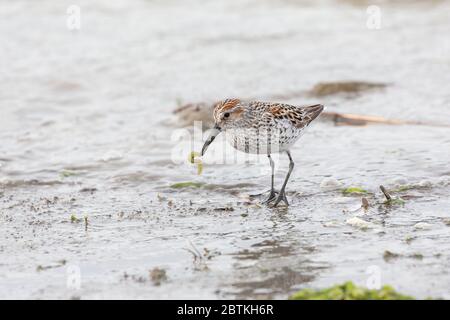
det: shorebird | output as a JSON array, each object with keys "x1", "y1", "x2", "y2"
[{"x1": 201, "y1": 99, "x2": 324, "y2": 207}]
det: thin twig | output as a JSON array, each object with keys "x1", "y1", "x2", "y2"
[
  {"x1": 321, "y1": 112, "x2": 450, "y2": 127},
  {"x1": 380, "y1": 185, "x2": 392, "y2": 201},
  {"x1": 361, "y1": 197, "x2": 369, "y2": 210},
  {"x1": 187, "y1": 240, "x2": 203, "y2": 260}
]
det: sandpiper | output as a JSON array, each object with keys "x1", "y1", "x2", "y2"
[{"x1": 201, "y1": 99, "x2": 324, "y2": 207}]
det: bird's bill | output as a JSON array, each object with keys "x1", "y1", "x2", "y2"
[{"x1": 201, "y1": 124, "x2": 221, "y2": 156}]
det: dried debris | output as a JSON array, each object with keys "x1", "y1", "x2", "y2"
[
  {"x1": 383, "y1": 250, "x2": 424, "y2": 262},
  {"x1": 149, "y1": 267, "x2": 168, "y2": 286},
  {"x1": 173, "y1": 100, "x2": 450, "y2": 128},
  {"x1": 306, "y1": 81, "x2": 387, "y2": 97},
  {"x1": 361, "y1": 197, "x2": 370, "y2": 210},
  {"x1": 36, "y1": 259, "x2": 67, "y2": 272},
  {"x1": 380, "y1": 185, "x2": 405, "y2": 206}
]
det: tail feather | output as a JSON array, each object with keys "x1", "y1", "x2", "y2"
[{"x1": 303, "y1": 104, "x2": 324, "y2": 123}]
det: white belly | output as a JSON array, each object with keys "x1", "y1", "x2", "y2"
[{"x1": 225, "y1": 126, "x2": 304, "y2": 154}]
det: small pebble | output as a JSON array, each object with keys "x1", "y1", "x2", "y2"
[
  {"x1": 320, "y1": 177, "x2": 342, "y2": 191},
  {"x1": 417, "y1": 180, "x2": 432, "y2": 188},
  {"x1": 346, "y1": 217, "x2": 371, "y2": 230},
  {"x1": 414, "y1": 222, "x2": 433, "y2": 230},
  {"x1": 323, "y1": 220, "x2": 340, "y2": 228},
  {"x1": 100, "y1": 150, "x2": 123, "y2": 162}
]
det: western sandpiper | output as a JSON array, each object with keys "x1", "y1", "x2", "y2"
[{"x1": 201, "y1": 99, "x2": 324, "y2": 207}]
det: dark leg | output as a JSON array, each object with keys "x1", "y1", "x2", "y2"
[
  {"x1": 272, "y1": 151, "x2": 294, "y2": 207},
  {"x1": 262, "y1": 154, "x2": 278, "y2": 204}
]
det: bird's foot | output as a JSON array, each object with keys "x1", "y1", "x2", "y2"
[
  {"x1": 261, "y1": 190, "x2": 279, "y2": 205},
  {"x1": 270, "y1": 191, "x2": 289, "y2": 208}
]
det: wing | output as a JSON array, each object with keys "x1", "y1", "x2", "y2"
[{"x1": 262, "y1": 103, "x2": 324, "y2": 129}]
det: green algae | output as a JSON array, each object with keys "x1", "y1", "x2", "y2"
[
  {"x1": 392, "y1": 185, "x2": 414, "y2": 192},
  {"x1": 60, "y1": 170, "x2": 77, "y2": 178},
  {"x1": 289, "y1": 281, "x2": 414, "y2": 300},
  {"x1": 170, "y1": 182, "x2": 204, "y2": 189},
  {"x1": 188, "y1": 151, "x2": 199, "y2": 164},
  {"x1": 189, "y1": 151, "x2": 203, "y2": 175},
  {"x1": 342, "y1": 187, "x2": 368, "y2": 195},
  {"x1": 384, "y1": 198, "x2": 406, "y2": 206},
  {"x1": 70, "y1": 214, "x2": 80, "y2": 223}
]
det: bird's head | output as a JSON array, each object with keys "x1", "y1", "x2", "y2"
[
  {"x1": 212, "y1": 98, "x2": 244, "y2": 129},
  {"x1": 201, "y1": 98, "x2": 244, "y2": 156}
]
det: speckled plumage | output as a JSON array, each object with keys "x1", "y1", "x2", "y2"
[
  {"x1": 213, "y1": 99, "x2": 324, "y2": 154},
  {"x1": 202, "y1": 98, "x2": 324, "y2": 207}
]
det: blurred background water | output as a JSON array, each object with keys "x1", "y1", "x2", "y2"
[{"x1": 0, "y1": 0, "x2": 449, "y2": 299}]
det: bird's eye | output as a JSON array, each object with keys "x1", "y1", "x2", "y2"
[{"x1": 224, "y1": 112, "x2": 230, "y2": 118}]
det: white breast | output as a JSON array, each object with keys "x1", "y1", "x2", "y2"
[{"x1": 225, "y1": 125, "x2": 305, "y2": 154}]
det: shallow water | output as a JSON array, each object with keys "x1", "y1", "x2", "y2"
[{"x1": 1, "y1": 0, "x2": 450, "y2": 299}]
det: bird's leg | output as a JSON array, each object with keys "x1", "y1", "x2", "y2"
[
  {"x1": 262, "y1": 154, "x2": 278, "y2": 204},
  {"x1": 271, "y1": 151, "x2": 294, "y2": 207}
]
